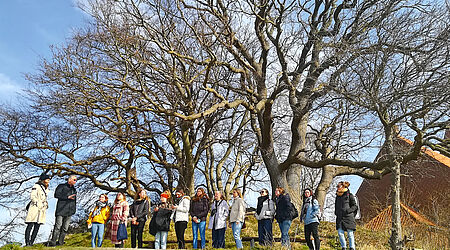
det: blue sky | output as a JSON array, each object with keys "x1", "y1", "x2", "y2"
[
  {"x1": 0, "y1": 0, "x2": 86, "y2": 104},
  {"x1": 0, "y1": 0, "x2": 87, "y2": 244}
]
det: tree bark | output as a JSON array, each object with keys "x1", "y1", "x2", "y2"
[{"x1": 389, "y1": 159, "x2": 403, "y2": 250}]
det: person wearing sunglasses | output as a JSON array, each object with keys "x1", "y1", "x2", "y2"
[{"x1": 254, "y1": 188, "x2": 275, "y2": 246}]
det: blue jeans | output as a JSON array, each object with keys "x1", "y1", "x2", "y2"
[
  {"x1": 338, "y1": 227, "x2": 355, "y2": 249},
  {"x1": 278, "y1": 220, "x2": 292, "y2": 247},
  {"x1": 91, "y1": 223, "x2": 105, "y2": 247},
  {"x1": 231, "y1": 221, "x2": 243, "y2": 249},
  {"x1": 192, "y1": 220, "x2": 206, "y2": 249},
  {"x1": 155, "y1": 231, "x2": 168, "y2": 249},
  {"x1": 258, "y1": 219, "x2": 273, "y2": 246}
]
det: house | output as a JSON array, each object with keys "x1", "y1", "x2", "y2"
[{"x1": 356, "y1": 133, "x2": 450, "y2": 228}]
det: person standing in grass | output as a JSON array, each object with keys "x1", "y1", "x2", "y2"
[
  {"x1": 300, "y1": 188, "x2": 320, "y2": 250},
  {"x1": 208, "y1": 190, "x2": 229, "y2": 248},
  {"x1": 108, "y1": 192, "x2": 129, "y2": 248},
  {"x1": 130, "y1": 190, "x2": 150, "y2": 248},
  {"x1": 229, "y1": 188, "x2": 246, "y2": 249},
  {"x1": 87, "y1": 194, "x2": 110, "y2": 248},
  {"x1": 149, "y1": 190, "x2": 173, "y2": 249},
  {"x1": 172, "y1": 188, "x2": 190, "y2": 249},
  {"x1": 190, "y1": 187, "x2": 210, "y2": 249},
  {"x1": 274, "y1": 187, "x2": 293, "y2": 248},
  {"x1": 24, "y1": 172, "x2": 51, "y2": 246},
  {"x1": 335, "y1": 181, "x2": 358, "y2": 250},
  {"x1": 255, "y1": 188, "x2": 275, "y2": 246},
  {"x1": 49, "y1": 175, "x2": 77, "y2": 247}
]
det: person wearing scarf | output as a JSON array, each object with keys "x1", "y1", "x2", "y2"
[
  {"x1": 335, "y1": 181, "x2": 358, "y2": 250},
  {"x1": 300, "y1": 188, "x2": 320, "y2": 250},
  {"x1": 130, "y1": 189, "x2": 150, "y2": 248},
  {"x1": 254, "y1": 188, "x2": 275, "y2": 246},
  {"x1": 208, "y1": 190, "x2": 229, "y2": 248},
  {"x1": 87, "y1": 194, "x2": 110, "y2": 248}
]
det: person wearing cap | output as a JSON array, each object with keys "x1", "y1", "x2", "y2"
[
  {"x1": 24, "y1": 172, "x2": 51, "y2": 246},
  {"x1": 149, "y1": 190, "x2": 173, "y2": 249},
  {"x1": 49, "y1": 175, "x2": 77, "y2": 246},
  {"x1": 254, "y1": 188, "x2": 275, "y2": 246}
]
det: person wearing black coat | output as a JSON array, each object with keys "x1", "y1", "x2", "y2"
[
  {"x1": 149, "y1": 191, "x2": 173, "y2": 249},
  {"x1": 274, "y1": 187, "x2": 293, "y2": 247},
  {"x1": 130, "y1": 190, "x2": 150, "y2": 248},
  {"x1": 335, "y1": 181, "x2": 358, "y2": 250},
  {"x1": 49, "y1": 175, "x2": 77, "y2": 246}
]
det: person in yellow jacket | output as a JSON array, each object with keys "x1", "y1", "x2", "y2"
[{"x1": 87, "y1": 194, "x2": 111, "y2": 248}]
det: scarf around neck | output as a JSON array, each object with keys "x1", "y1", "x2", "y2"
[
  {"x1": 336, "y1": 188, "x2": 348, "y2": 196},
  {"x1": 257, "y1": 195, "x2": 269, "y2": 215},
  {"x1": 92, "y1": 201, "x2": 107, "y2": 217}
]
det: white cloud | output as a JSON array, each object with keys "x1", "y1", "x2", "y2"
[{"x1": 0, "y1": 73, "x2": 23, "y2": 103}]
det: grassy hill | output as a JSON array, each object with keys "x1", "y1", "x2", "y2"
[{"x1": 2, "y1": 216, "x2": 447, "y2": 249}]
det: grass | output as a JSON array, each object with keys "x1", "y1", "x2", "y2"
[{"x1": 3, "y1": 216, "x2": 446, "y2": 249}]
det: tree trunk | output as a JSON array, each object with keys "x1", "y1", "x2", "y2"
[
  {"x1": 389, "y1": 160, "x2": 403, "y2": 250},
  {"x1": 316, "y1": 165, "x2": 336, "y2": 207}
]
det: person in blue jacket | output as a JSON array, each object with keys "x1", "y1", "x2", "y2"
[{"x1": 300, "y1": 188, "x2": 320, "y2": 250}]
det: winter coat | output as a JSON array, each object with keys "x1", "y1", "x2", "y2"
[
  {"x1": 254, "y1": 198, "x2": 275, "y2": 221},
  {"x1": 25, "y1": 183, "x2": 49, "y2": 224},
  {"x1": 229, "y1": 197, "x2": 246, "y2": 223},
  {"x1": 130, "y1": 199, "x2": 150, "y2": 222},
  {"x1": 54, "y1": 183, "x2": 77, "y2": 217},
  {"x1": 300, "y1": 197, "x2": 320, "y2": 225},
  {"x1": 173, "y1": 196, "x2": 190, "y2": 223},
  {"x1": 87, "y1": 204, "x2": 110, "y2": 225},
  {"x1": 335, "y1": 190, "x2": 357, "y2": 231},
  {"x1": 190, "y1": 196, "x2": 209, "y2": 221},
  {"x1": 274, "y1": 193, "x2": 292, "y2": 222},
  {"x1": 208, "y1": 199, "x2": 229, "y2": 230},
  {"x1": 149, "y1": 203, "x2": 173, "y2": 235}
]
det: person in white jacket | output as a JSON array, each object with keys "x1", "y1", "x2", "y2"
[
  {"x1": 254, "y1": 188, "x2": 275, "y2": 246},
  {"x1": 208, "y1": 190, "x2": 229, "y2": 248},
  {"x1": 172, "y1": 188, "x2": 190, "y2": 249},
  {"x1": 229, "y1": 188, "x2": 246, "y2": 249},
  {"x1": 24, "y1": 172, "x2": 50, "y2": 246}
]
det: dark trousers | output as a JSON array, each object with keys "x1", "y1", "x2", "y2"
[
  {"x1": 305, "y1": 222, "x2": 320, "y2": 250},
  {"x1": 131, "y1": 221, "x2": 146, "y2": 248},
  {"x1": 175, "y1": 221, "x2": 188, "y2": 249},
  {"x1": 212, "y1": 228, "x2": 226, "y2": 248},
  {"x1": 25, "y1": 222, "x2": 41, "y2": 246},
  {"x1": 50, "y1": 215, "x2": 71, "y2": 245},
  {"x1": 257, "y1": 219, "x2": 273, "y2": 246}
]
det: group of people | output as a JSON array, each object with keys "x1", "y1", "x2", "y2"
[{"x1": 24, "y1": 172, "x2": 358, "y2": 250}]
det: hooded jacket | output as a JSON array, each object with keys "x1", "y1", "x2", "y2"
[{"x1": 335, "y1": 190, "x2": 357, "y2": 231}]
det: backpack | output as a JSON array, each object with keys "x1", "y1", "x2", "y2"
[
  {"x1": 290, "y1": 202, "x2": 299, "y2": 219},
  {"x1": 353, "y1": 194, "x2": 361, "y2": 220},
  {"x1": 348, "y1": 193, "x2": 361, "y2": 220}
]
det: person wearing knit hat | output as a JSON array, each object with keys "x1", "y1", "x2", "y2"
[
  {"x1": 149, "y1": 190, "x2": 173, "y2": 249},
  {"x1": 24, "y1": 172, "x2": 51, "y2": 246},
  {"x1": 335, "y1": 181, "x2": 358, "y2": 250}
]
